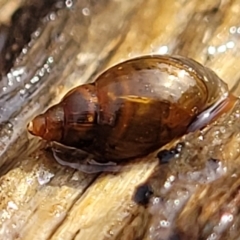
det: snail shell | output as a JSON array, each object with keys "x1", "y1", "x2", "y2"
[{"x1": 28, "y1": 55, "x2": 235, "y2": 162}]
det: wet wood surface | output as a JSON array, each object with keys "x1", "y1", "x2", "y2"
[{"x1": 1, "y1": 0, "x2": 240, "y2": 239}]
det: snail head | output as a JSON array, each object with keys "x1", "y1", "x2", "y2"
[{"x1": 27, "y1": 104, "x2": 64, "y2": 142}]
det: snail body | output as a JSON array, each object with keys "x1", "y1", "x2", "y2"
[{"x1": 28, "y1": 55, "x2": 235, "y2": 162}]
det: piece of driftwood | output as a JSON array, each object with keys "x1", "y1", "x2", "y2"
[{"x1": 1, "y1": 0, "x2": 240, "y2": 239}]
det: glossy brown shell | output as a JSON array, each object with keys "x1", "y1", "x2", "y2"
[{"x1": 28, "y1": 55, "x2": 231, "y2": 162}]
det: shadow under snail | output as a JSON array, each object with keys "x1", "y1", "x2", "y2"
[{"x1": 27, "y1": 55, "x2": 237, "y2": 166}]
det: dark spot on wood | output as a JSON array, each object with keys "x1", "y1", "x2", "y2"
[
  {"x1": 133, "y1": 184, "x2": 153, "y2": 205},
  {"x1": 157, "y1": 142, "x2": 185, "y2": 164},
  {"x1": 157, "y1": 149, "x2": 176, "y2": 164}
]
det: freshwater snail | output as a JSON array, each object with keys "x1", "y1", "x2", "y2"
[{"x1": 28, "y1": 55, "x2": 237, "y2": 163}]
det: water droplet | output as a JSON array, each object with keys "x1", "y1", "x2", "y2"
[
  {"x1": 30, "y1": 76, "x2": 40, "y2": 84},
  {"x1": 217, "y1": 45, "x2": 227, "y2": 53},
  {"x1": 22, "y1": 48, "x2": 28, "y2": 54},
  {"x1": 65, "y1": 0, "x2": 73, "y2": 8},
  {"x1": 230, "y1": 26, "x2": 236, "y2": 34},
  {"x1": 174, "y1": 199, "x2": 180, "y2": 206},
  {"x1": 38, "y1": 68, "x2": 45, "y2": 77},
  {"x1": 19, "y1": 89, "x2": 26, "y2": 95},
  {"x1": 37, "y1": 166, "x2": 54, "y2": 185},
  {"x1": 207, "y1": 233, "x2": 217, "y2": 240},
  {"x1": 152, "y1": 197, "x2": 160, "y2": 205},
  {"x1": 219, "y1": 126, "x2": 226, "y2": 133},
  {"x1": 48, "y1": 56, "x2": 54, "y2": 64},
  {"x1": 226, "y1": 41, "x2": 235, "y2": 49},
  {"x1": 82, "y1": 7, "x2": 90, "y2": 16},
  {"x1": 208, "y1": 46, "x2": 216, "y2": 55},
  {"x1": 11, "y1": 67, "x2": 25, "y2": 77},
  {"x1": 25, "y1": 83, "x2": 31, "y2": 90},
  {"x1": 49, "y1": 12, "x2": 56, "y2": 21},
  {"x1": 33, "y1": 29, "x2": 41, "y2": 38},
  {"x1": 12, "y1": 223, "x2": 17, "y2": 229},
  {"x1": 220, "y1": 213, "x2": 233, "y2": 224},
  {"x1": 108, "y1": 230, "x2": 114, "y2": 236},
  {"x1": 157, "y1": 45, "x2": 168, "y2": 54},
  {"x1": 7, "y1": 201, "x2": 18, "y2": 210},
  {"x1": 160, "y1": 220, "x2": 170, "y2": 228}
]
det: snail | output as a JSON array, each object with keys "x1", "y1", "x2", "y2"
[{"x1": 27, "y1": 55, "x2": 237, "y2": 165}]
